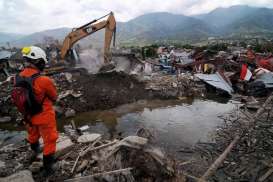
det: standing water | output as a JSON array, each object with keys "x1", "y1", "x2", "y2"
[
  {"x1": 0, "y1": 98, "x2": 236, "y2": 157},
  {"x1": 62, "y1": 98, "x2": 236, "y2": 156}
]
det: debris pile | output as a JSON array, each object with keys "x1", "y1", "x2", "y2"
[
  {"x1": 0, "y1": 127, "x2": 181, "y2": 182},
  {"x1": 155, "y1": 45, "x2": 273, "y2": 97},
  {"x1": 145, "y1": 73, "x2": 205, "y2": 98},
  {"x1": 180, "y1": 94, "x2": 273, "y2": 181},
  {"x1": 0, "y1": 80, "x2": 18, "y2": 122}
]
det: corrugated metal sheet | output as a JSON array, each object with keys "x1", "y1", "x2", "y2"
[
  {"x1": 256, "y1": 72, "x2": 273, "y2": 88},
  {"x1": 0, "y1": 50, "x2": 12, "y2": 60},
  {"x1": 195, "y1": 72, "x2": 234, "y2": 95}
]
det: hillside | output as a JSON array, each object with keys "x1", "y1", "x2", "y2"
[
  {"x1": 226, "y1": 8, "x2": 273, "y2": 34},
  {"x1": 196, "y1": 5, "x2": 257, "y2": 28},
  {"x1": 0, "y1": 33, "x2": 25, "y2": 45},
  {"x1": 196, "y1": 5, "x2": 273, "y2": 36},
  {"x1": 11, "y1": 28, "x2": 71, "y2": 47},
  {"x1": 117, "y1": 12, "x2": 213, "y2": 43}
]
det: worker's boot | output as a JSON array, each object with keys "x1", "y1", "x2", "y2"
[
  {"x1": 24, "y1": 142, "x2": 40, "y2": 163},
  {"x1": 41, "y1": 154, "x2": 57, "y2": 177}
]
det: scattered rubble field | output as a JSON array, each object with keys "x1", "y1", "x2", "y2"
[{"x1": 0, "y1": 129, "x2": 182, "y2": 182}]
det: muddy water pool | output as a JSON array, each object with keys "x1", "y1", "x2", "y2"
[{"x1": 0, "y1": 97, "x2": 237, "y2": 157}]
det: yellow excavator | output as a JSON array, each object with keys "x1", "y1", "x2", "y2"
[{"x1": 45, "y1": 12, "x2": 116, "y2": 74}]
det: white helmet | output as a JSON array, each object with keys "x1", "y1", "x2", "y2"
[{"x1": 21, "y1": 46, "x2": 48, "y2": 64}]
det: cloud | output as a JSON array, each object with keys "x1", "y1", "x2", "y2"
[
  {"x1": 184, "y1": 0, "x2": 273, "y2": 14},
  {"x1": 0, "y1": 0, "x2": 273, "y2": 34}
]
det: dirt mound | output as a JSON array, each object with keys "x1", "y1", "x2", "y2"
[
  {"x1": 79, "y1": 72, "x2": 151, "y2": 110},
  {"x1": 56, "y1": 71, "x2": 152, "y2": 113}
]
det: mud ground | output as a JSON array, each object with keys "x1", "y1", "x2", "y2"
[{"x1": 54, "y1": 71, "x2": 154, "y2": 114}]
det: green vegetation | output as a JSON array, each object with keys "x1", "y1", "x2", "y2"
[
  {"x1": 141, "y1": 45, "x2": 158, "y2": 59},
  {"x1": 253, "y1": 42, "x2": 273, "y2": 53}
]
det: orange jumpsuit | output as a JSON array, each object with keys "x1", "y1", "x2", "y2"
[{"x1": 20, "y1": 67, "x2": 58, "y2": 155}]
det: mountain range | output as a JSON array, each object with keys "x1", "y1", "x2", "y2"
[{"x1": 1, "y1": 5, "x2": 273, "y2": 47}]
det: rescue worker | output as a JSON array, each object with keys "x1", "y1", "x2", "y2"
[{"x1": 20, "y1": 46, "x2": 58, "y2": 176}]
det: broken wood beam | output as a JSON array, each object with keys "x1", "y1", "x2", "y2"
[
  {"x1": 198, "y1": 135, "x2": 240, "y2": 182},
  {"x1": 71, "y1": 155, "x2": 80, "y2": 174},
  {"x1": 258, "y1": 167, "x2": 273, "y2": 182},
  {"x1": 80, "y1": 140, "x2": 118, "y2": 157},
  {"x1": 254, "y1": 95, "x2": 273, "y2": 119}
]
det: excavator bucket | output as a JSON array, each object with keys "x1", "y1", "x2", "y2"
[{"x1": 98, "y1": 62, "x2": 116, "y2": 73}]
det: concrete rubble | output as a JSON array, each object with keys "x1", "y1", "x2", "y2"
[
  {"x1": 0, "y1": 170, "x2": 34, "y2": 182},
  {"x1": 0, "y1": 129, "x2": 181, "y2": 182},
  {"x1": 0, "y1": 116, "x2": 11, "y2": 123},
  {"x1": 64, "y1": 108, "x2": 76, "y2": 118},
  {"x1": 77, "y1": 133, "x2": 101, "y2": 143}
]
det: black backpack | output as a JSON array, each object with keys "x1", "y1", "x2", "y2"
[{"x1": 11, "y1": 73, "x2": 45, "y2": 118}]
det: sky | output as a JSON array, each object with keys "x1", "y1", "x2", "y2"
[{"x1": 0, "y1": 0, "x2": 273, "y2": 34}]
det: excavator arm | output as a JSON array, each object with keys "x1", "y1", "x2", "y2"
[{"x1": 60, "y1": 12, "x2": 116, "y2": 64}]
